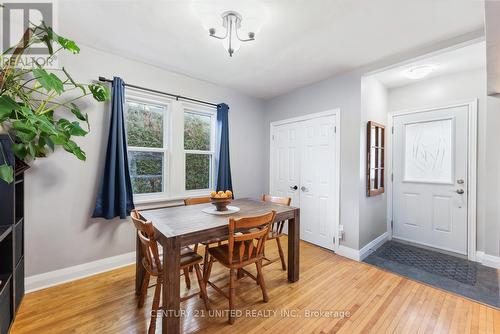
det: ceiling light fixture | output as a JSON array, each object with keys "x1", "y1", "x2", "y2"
[
  {"x1": 209, "y1": 11, "x2": 255, "y2": 57},
  {"x1": 404, "y1": 65, "x2": 436, "y2": 80}
]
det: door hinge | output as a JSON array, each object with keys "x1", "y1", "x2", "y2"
[
  {"x1": 391, "y1": 220, "x2": 394, "y2": 229},
  {"x1": 334, "y1": 126, "x2": 337, "y2": 134},
  {"x1": 391, "y1": 173, "x2": 393, "y2": 182},
  {"x1": 391, "y1": 126, "x2": 394, "y2": 134},
  {"x1": 272, "y1": 134, "x2": 275, "y2": 141}
]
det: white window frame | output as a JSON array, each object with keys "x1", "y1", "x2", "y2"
[
  {"x1": 124, "y1": 89, "x2": 172, "y2": 203},
  {"x1": 123, "y1": 89, "x2": 218, "y2": 205},
  {"x1": 183, "y1": 104, "x2": 217, "y2": 195}
]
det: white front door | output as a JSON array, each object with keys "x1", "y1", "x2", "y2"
[
  {"x1": 392, "y1": 105, "x2": 469, "y2": 254},
  {"x1": 271, "y1": 114, "x2": 338, "y2": 250}
]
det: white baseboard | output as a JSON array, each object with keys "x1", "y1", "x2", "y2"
[
  {"x1": 359, "y1": 232, "x2": 389, "y2": 261},
  {"x1": 335, "y1": 245, "x2": 360, "y2": 261},
  {"x1": 335, "y1": 232, "x2": 389, "y2": 262},
  {"x1": 25, "y1": 251, "x2": 136, "y2": 293},
  {"x1": 476, "y1": 251, "x2": 500, "y2": 269}
]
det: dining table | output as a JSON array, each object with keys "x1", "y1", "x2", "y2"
[{"x1": 137, "y1": 198, "x2": 300, "y2": 334}]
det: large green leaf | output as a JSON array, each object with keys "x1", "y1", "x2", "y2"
[
  {"x1": 33, "y1": 68, "x2": 64, "y2": 94},
  {"x1": 49, "y1": 133, "x2": 68, "y2": 145},
  {"x1": 63, "y1": 140, "x2": 86, "y2": 161},
  {"x1": 36, "y1": 114, "x2": 58, "y2": 135},
  {"x1": 13, "y1": 121, "x2": 37, "y2": 143},
  {"x1": 12, "y1": 143, "x2": 28, "y2": 160},
  {"x1": 89, "y1": 84, "x2": 110, "y2": 102},
  {"x1": 57, "y1": 36, "x2": 80, "y2": 54},
  {"x1": 69, "y1": 103, "x2": 89, "y2": 127},
  {"x1": 0, "y1": 164, "x2": 14, "y2": 184},
  {"x1": 58, "y1": 119, "x2": 87, "y2": 136},
  {"x1": 0, "y1": 96, "x2": 21, "y2": 121}
]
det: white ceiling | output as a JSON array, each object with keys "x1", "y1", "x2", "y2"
[
  {"x1": 57, "y1": 0, "x2": 485, "y2": 99},
  {"x1": 371, "y1": 41, "x2": 486, "y2": 89}
]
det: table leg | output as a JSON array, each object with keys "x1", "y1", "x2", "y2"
[
  {"x1": 162, "y1": 237, "x2": 181, "y2": 334},
  {"x1": 135, "y1": 233, "x2": 144, "y2": 295},
  {"x1": 287, "y1": 209, "x2": 300, "y2": 282}
]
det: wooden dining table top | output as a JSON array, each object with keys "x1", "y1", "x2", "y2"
[{"x1": 140, "y1": 198, "x2": 298, "y2": 239}]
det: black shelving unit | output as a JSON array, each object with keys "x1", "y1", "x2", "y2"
[{"x1": 0, "y1": 134, "x2": 26, "y2": 334}]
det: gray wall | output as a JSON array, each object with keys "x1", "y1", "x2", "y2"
[
  {"x1": 25, "y1": 45, "x2": 267, "y2": 276},
  {"x1": 483, "y1": 95, "x2": 500, "y2": 257},
  {"x1": 359, "y1": 77, "x2": 389, "y2": 248},
  {"x1": 388, "y1": 68, "x2": 498, "y2": 256},
  {"x1": 264, "y1": 70, "x2": 364, "y2": 250}
]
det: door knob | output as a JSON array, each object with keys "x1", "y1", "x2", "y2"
[
  {"x1": 456, "y1": 189, "x2": 464, "y2": 194},
  {"x1": 290, "y1": 185, "x2": 298, "y2": 190},
  {"x1": 301, "y1": 186, "x2": 308, "y2": 192}
]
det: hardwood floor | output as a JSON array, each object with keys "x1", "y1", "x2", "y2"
[{"x1": 11, "y1": 238, "x2": 500, "y2": 334}]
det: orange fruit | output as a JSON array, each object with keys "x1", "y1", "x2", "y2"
[
  {"x1": 210, "y1": 191, "x2": 217, "y2": 198},
  {"x1": 225, "y1": 190, "x2": 233, "y2": 197}
]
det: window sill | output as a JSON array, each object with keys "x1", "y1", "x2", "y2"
[{"x1": 134, "y1": 191, "x2": 213, "y2": 210}]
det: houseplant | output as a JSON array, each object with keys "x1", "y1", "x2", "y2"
[{"x1": 0, "y1": 22, "x2": 110, "y2": 183}]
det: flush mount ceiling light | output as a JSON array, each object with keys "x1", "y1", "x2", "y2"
[
  {"x1": 209, "y1": 11, "x2": 255, "y2": 57},
  {"x1": 404, "y1": 65, "x2": 436, "y2": 79}
]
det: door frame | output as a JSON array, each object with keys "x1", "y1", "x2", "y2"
[
  {"x1": 387, "y1": 99, "x2": 478, "y2": 260},
  {"x1": 269, "y1": 109, "x2": 341, "y2": 251}
]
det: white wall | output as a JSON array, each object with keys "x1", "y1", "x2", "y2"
[
  {"x1": 388, "y1": 68, "x2": 498, "y2": 256},
  {"x1": 24, "y1": 45, "x2": 267, "y2": 276},
  {"x1": 359, "y1": 77, "x2": 389, "y2": 248}
]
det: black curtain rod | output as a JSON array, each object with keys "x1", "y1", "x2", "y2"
[{"x1": 98, "y1": 77, "x2": 218, "y2": 107}]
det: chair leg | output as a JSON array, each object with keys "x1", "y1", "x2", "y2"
[
  {"x1": 256, "y1": 261, "x2": 269, "y2": 302},
  {"x1": 276, "y1": 237, "x2": 287, "y2": 271},
  {"x1": 204, "y1": 256, "x2": 214, "y2": 285},
  {"x1": 228, "y1": 268, "x2": 236, "y2": 325},
  {"x1": 190, "y1": 244, "x2": 199, "y2": 272},
  {"x1": 138, "y1": 271, "x2": 150, "y2": 308},
  {"x1": 203, "y1": 245, "x2": 210, "y2": 278},
  {"x1": 194, "y1": 264, "x2": 210, "y2": 310},
  {"x1": 183, "y1": 267, "x2": 191, "y2": 289},
  {"x1": 148, "y1": 277, "x2": 162, "y2": 334}
]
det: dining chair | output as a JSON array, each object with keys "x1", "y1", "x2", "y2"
[
  {"x1": 204, "y1": 211, "x2": 276, "y2": 324},
  {"x1": 261, "y1": 194, "x2": 291, "y2": 270},
  {"x1": 131, "y1": 209, "x2": 210, "y2": 334},
  {"x1": 184, "y1": 197, "x2": 228, "y2": 275}
]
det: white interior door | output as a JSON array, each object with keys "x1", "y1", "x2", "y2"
[
  {"x1": 271, "y1": 114, "x2": 338, "y2": 250},
  {"x1": 392, "y1": 105, "x2": 469, "y2": 255},
  {"x1": 271, "y1": 122, "x2": 301, "y2": 207}
]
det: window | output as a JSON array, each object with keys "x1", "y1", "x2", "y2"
[
  {"x1": 366, "y1": 121, "x2": 385, "y2": 196},
  {"x1": 125, "y1": 97, "x2": 168, "y2": 197},
  {"x1": 184, "y1": 110, "x2": 216, "y2": 191},
  {"x1": 124, "y1": 90, "x2": 217, "y2": 203}
]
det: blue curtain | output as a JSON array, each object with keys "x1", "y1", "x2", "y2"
[
  {"x1": 215, "y1": 103, "x2": 233, "y2": 195},
  {"x1": 92, "y1": 77, "x2": 135, "y2": 219}
]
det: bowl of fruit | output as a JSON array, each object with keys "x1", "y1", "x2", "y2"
[{"x1": 210, "y1": 190, "x2": 233, "y2": 211}]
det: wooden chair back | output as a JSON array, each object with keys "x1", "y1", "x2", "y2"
[
  {"x1": 261, "y1": 194, "x2": 291, "y2": 206},
  {"x1": 131, "y1": 209, "x2": 162, "y2": 275},
  {"x1": 184, "y1": 197, "x2": 211, "y2": 206},
  {"x1": 227, "y1": 211, "x2": 276, "y2": 266},
  {"x1": 261, "y1": 194, "x2": 291, "y2": 236}
]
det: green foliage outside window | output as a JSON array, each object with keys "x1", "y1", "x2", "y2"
[
  {"x1": 184, "y1": 112, "x2": 212, "y2": 190},
  {"x1": 125, "y1": 101, "x2": 163, "y2": 148},
  {"x1": 125, "y1": 105, "x2": 214, "y2": 195},
  {"x1": 128, "y1": 151, "x2": 163, "y2": 194}
]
